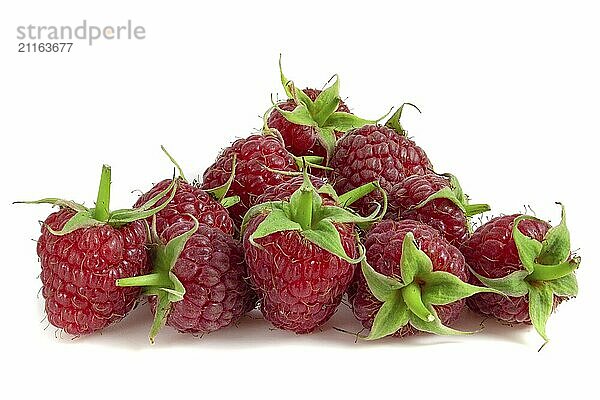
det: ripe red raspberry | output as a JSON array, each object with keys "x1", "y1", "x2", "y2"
[
  {"x1": 463, "y1": 206, "x2": 579, "y2": 343},
  {"x1": 117, "y1": 215, "x2": 256, "y2": 342},
  {"x1": 135, "y1": 178, "x2": 234, "y2": 236},
  {"x1": 240, "y1": 172, "x2": 380, "y2": 333},
  {"x1": 352, "y1": 219, "x2": 469, "y2": 338},
  {"x1": 152, "y1": 220, "x2": 255, "y2": 335},
  {"x1": 330, "y1": 106, "x2": 432, "y2": 216},
  {"x1": 268, "y1": 88, "x2": 351, "y2": 158},
  {"x1": 22, "y1": 164, "x2": 174, "y2": 336},
  {"x1": 244, "y1": 215, "x2": 356, "y2": 333},
  {"x1": 464, "y1": 215, "x2": 558, "y2": 322},
  {"x1": 202, "y1": 134, "x2": 297, "y2": 225},
  {"x1": 387, "y1": 174, "x2": 489, "y2": 247},
  {"x1": 38, "y1": 209, "x2": 149, "y2": 335}
]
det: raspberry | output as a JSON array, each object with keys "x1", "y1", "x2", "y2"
[
  {"x1": 463, "y1": 214, "x2": 551, "y2": 322},
  {"x1": 462, "y1": 207, "x2": 580, "y2": 343},
  {"x1": 387, "y1": 174, "x2": 489, "y2": 247},
  {"x1": 38, "y1": 209, "x2": 149, "y2": 335},
  {"x1": 23, "y1": 164, "x2": 173, "y2": 335},
  {"x1": 150, "y1": 220, "x2": 256, "y2": 335},
  {"x1": 240, "y1": 172, "x2": 376, "y2": 333},
  {"x1": 268, "y1": 88, "x2": 350, "y2": 158},
  {"x1": 244, "y1": 214, "x2": 356, "y2": 333},
  {"x1": 135, "y1": 178, "x2": 234, "y2": 236},
  {"x1": 202, "y1": 134, "x2": 297, "y2": 225},
  {"x1": 331, "y1": 124, "x2": 432, "y2": 216},
  {"x1": 352, "y1": 219, "x2": 469, "y2": 338}
]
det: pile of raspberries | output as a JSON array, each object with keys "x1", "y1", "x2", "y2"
[{"x1": 23, "y1": 60, "x2": 580, "y2": 347}]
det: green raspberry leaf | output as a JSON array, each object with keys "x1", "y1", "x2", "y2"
[
  {"x1": 547, "y1": 272, "x2": 578, "y2": 297},
  {"x1": 538, "y1": 203, "x2": 570, "y2": 265},
  {"x1": 366, "y1": 291, "x2": 409, "y2": 340},
  {"x1": 512, "y1": 215, "x2": 543, "y2": 273},
  {"x1": 408, "y1": 305, "x2": 473, "y2": 336},
  {"x1": 528, "y1": 282, "x2": 555, "y2": 343},
  {"x1": 469, "y1": 268, "x2": 530, "y2": 297},
  {"x1": 400, "y1": 233, "x2": 433, "y2": 285},
  {"x1": 360, "y1": 253, "x2": 405, "y2": 302},
  {"x1": 421, "y1": 271, "x2": 504, "y2": 305}
]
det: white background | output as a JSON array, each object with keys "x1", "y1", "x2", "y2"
[{"x1": 1, "y1": 1, "x2": 598, "y2": 398}]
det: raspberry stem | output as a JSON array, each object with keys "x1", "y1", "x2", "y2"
[
  {"x1": 93, "y1": 164, "x2": 111, "y2": 222},
  {"x1": 528, "y1": 258, "x2": 579, "y2": 282},
  {"x1": 402, "y1": 282, "x2": 435, "y2": 322},
  {"x1": 295, "y1": 187, "x2": 313, "y2": 230},
  {"x1": 116, "y1": 273, "x2": 172, "y2": 288}
]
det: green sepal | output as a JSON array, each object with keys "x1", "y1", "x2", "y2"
[
  {"x1": 469, "y1": 268, "x2": 531, "y2": 297},
  {"x1": 302, "y1": 219, "x2": 362, "y2": 263},
  {"x1": 359, "y1": 251, "x2": 405, "y2": 302},
  {"x1": 14, "y1": 198, "x2": 89, "y2": 213},
  {"x1": 220, "y1": 195, "x2": 240, "y2": 208},
  {"x1": 279, "y1": 55, "x2": 314, "y2": 108},
  {"x1": 366, "y1": 292, "x2": 409, "y2": 340},
  {"x1": 204, "y1": 154, "x2": 237, "y2": 202},
  {"x1": 116, "y1": 215, "x2": 198, "y2": 343},
  {"x1": 316, "y1": 204, "x2": 382, "y2": 226},
  {"x1": 148, "y1": 293, "x2": 170, "y2": 344},
  {"x1": 421, "y1": 271, "x2": 504, "y2": 306},
  {"x1": 408, "y1": 305, "x2": 474, "y2": 336},
  {"x1": 414, "y1": 174, "x2": 490, "y2": 220},
  {"x1": 317, "y1": 183, "x2": 340, "y2": 203},
  {"x1": 46, "y1": 211, "x2": 105, "y2": 236},
  {"x1": 546, "y1": 272, "x2": 578, "y2": 297},
  {"x1": 322, "y1": 111, "x2": 382, "y2": 132},
  {"x1": 399, "y1": 233, "x2": 433, "y2": 284},
  {"x1": 249, "y1": 207, "x2": 302, "y2": 247},
  {"x1": 160, "y1": 146, "x2": 187, "y2": 182},
  {"x1": 512, "y1": 215, "x2": 543, "y2": 273},
  {"x1": 107, "y1": 178, "x2": 178, "y2": 225},
  {"x1": 415, "y1": 187, "x2": 467, "y2": 213},
  {"x1": 240, "y1": 201, "x2": 286, "y2": 235},
  {"x1": 528, "y1": 283, "x2": 554, "y2": 343},
  {"x1": 384, "y1": 103, "x2": 421, "y2": 135},
  {"x1": 311, "y1": 75, "x2": 340, "y2": 126},
  {"x1": 274, "y1": 102, "x2": 317, "y2": 127},
  {"x1": 337, "y1": 181, "x2": 378, "y2": 208},
  {"x1": 538, "y1": 203, "x2": 570, "y2": 265},
  {"x1": 316, "y1": 126, "x2": 337, "y2": 161}
]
